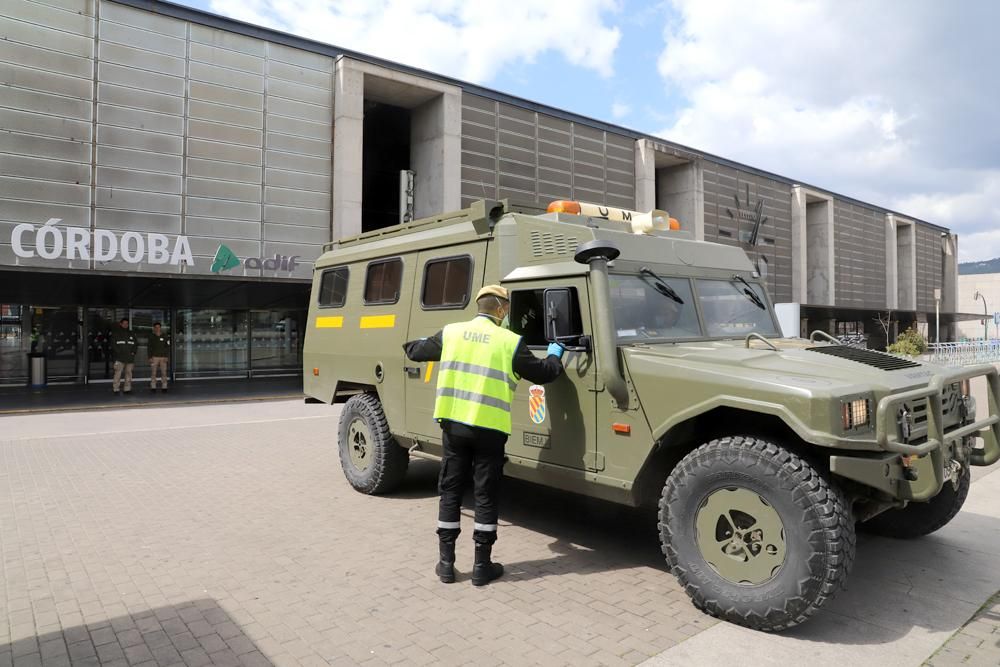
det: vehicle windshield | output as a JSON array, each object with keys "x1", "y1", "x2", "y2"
[
  {"x1": 696, "y1": 279, "x2": 777, "y2": 338},
  {"x1": 609, "y1": 274, "x2": 700, "y2": 342}
]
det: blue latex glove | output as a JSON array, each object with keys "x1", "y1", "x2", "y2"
[{"x1": 546, "y1": 342, "x2": 565, "y2": 359}]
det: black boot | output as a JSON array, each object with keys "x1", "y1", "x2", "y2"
[
  {"x1": 472, "y1": 543, "x2": 503, "y2": 586},
  {"x1": 435, "y1": 539, "x2": 456, "y2": 583}
]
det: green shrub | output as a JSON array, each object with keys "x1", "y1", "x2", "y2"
[{"x1": 887, "y1": 327, "x2": 927, "y2": 356}]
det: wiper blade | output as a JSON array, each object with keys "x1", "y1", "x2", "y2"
[
  {"x1": 731, "y1": 275, "x2": 765, "y2": 310},
  {"x1": 640, "y1": 267, "x2": 684, "y2": 304}
]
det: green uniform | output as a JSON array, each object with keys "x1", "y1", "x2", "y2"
[
  {"x1": 148, "y1": 333, "x2": 170, "y2": 357},
  {"x1": 433, "y1": 316, "x2": 522, "y2": 435},
  {"x1": 110, "y1": 327, "x2": 137, "y2": 363}
]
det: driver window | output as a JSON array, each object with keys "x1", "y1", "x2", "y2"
[{"x1": 510, "y1": 287, "x2": 583, "y2": 347}]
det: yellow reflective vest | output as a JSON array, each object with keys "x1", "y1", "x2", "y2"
[{"x1": 434, "y1": 316, "x2": 522, "y2": 434}]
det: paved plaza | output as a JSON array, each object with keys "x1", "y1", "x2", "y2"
[{"x1": 1, "y1": 400, "x2": 1000, "y2": 666}]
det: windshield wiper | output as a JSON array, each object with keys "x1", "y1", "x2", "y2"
[
  {"x1": 640, "y1": 267, "x2": 684, "y2": 304},
  {"x1": 731, "y1": 275, "x2": 765, "y2": 310}
]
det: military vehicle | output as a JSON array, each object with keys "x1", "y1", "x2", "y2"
[{"x1": 303, "y1": 199, "x2": 1000, "y2": 631}]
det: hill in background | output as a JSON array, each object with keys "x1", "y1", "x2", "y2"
[{"x1": 959, "y1": 257, "x2": 1000, "y2": 275}]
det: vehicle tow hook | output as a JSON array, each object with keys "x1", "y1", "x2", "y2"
[{"x1": 900, "y1": 455, "x2": 919, "y2": 482}]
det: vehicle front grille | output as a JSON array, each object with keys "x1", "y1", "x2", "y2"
[
  {"x1": 806, "y1": 345, "x2": 921, "y2": 370},
  {"x1": 530, "y1": 230, "x2": 577, "y2": 258}
]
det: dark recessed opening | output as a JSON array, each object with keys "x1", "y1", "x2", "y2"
[{"x1": 362, "y1": 101, "x2": 410, "y2": 232}]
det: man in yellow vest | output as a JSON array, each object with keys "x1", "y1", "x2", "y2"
[{"x1": 403, "y1": 285, "x2": 565, "y2": 586}]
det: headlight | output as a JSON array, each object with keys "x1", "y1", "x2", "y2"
[{"x1": 842, "y1": 398, "x2": 871, "y2": 430}]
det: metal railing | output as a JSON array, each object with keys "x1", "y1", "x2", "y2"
[{"x1": 923, "y1": 341, "x2": 1000, "y2": 367}]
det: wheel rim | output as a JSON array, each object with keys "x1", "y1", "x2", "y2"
[
  {"x1": 694, "y1": 487, "x2": 787, "y2": 585},
  {"x1": 346, "y1": 417, "x2": 373, "y2": 472}
]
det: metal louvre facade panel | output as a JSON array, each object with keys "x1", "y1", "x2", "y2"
[
  {"x1": 0, "y1": 0, "x2": 332, "y2": 280},
  {"x1": 701, "y1": 163, "x2": 793, "y2": 304},
  {"x1": 915, "y1": 222, "x2": 944, "y2": 312},
  {"x1": 460, "y1": 93, "x2": 635, "y2": 210},
  {"x1": 0, "y1": 0, "x2": 96, "y2": 270},
  {"x1": 834, "y1": 201, "x2": 886, "y2": 309}
]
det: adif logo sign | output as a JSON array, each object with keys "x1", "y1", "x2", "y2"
[
  {"x1": 11, "y1": 219, "x2": 194, "y2": 265},
  {"x1": 211, "y1": 243, "x2": 299, "y2": 274}
]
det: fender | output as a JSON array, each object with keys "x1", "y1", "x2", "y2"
[{"x1": 650, "y1": 395, "x2": 841, "y2": 449}]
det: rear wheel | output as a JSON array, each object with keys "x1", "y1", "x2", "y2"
[
  {"x1": 338, "y1": 393, "x2": 409, "y2": 494},
  {"x1": 659, "y1": 436, "x2": 855, "y2": 632},
  {"x1": 862, "y1": 466, "x2": 970, "y2": 538}
]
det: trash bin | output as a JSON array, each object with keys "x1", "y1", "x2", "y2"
[{"x1": 27, "y1": 352, "x2": 47, "y2": 389}]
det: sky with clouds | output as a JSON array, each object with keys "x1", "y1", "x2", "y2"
[{"x1": 178, "y1": 0, "x2": 1000, "y2": 262}]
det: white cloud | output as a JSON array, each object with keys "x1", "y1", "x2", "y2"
[
  {"x1": 656, "y1": 0, "x2": 1000, "y2": 261},
  {"x1": 208, "y1": 0, "x2": 622, "y2": 83},
  {"x1": 611, "y1": 101, "x2": 631, "y2": 119}
]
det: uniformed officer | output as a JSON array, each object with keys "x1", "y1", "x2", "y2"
[
  {"x1": 403, "y1": 285, "x2": 565, "y2": 586},
  {"x1": 110, "y1": 317, "x2": 137, "y2": 395},
  {"x1": 148, "y1": 322, "x2": 170, "y2": 393}
]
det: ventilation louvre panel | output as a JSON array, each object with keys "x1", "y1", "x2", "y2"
[
  {"x1": 805, "y1": 345, "x2": 921, "y2": 370},
  {"x1": 530, "y1": 230, "x2": 577, "y2": 258}
]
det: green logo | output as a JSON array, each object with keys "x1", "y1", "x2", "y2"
[{"x1": 211, "y1": 244, "x2": 240, "y2": 273}]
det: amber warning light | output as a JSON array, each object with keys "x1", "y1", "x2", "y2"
[{"x1": 546, "y1": 200, "x2": 680, "y2": 233}]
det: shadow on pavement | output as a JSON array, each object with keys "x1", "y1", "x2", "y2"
[
  {"x1": 0, "y1": 599, "x2": 273, "y2": 666},
  {"x1": 389, "y1": 455, "x2": 1000, "y2": 648}
]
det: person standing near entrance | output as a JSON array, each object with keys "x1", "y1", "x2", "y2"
[
  {"x1": 111, "y1": 317, "x2": 137, "y2": 395},
  {"x1": 148, "y1": 322, "x2": 170, "y2": 393},
  {"x1": 403, "y1": 285, "x2": 565, "y2": 586}
]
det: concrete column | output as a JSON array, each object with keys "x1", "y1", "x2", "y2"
[
  {"x1": 792, "y1": 186, "x2": 834, "y2": 306},
  {"x1": 332, "y1": 58, "x2": 364, "y2": 240},
  {"x1": 891, "y1": 215, "x2": 917, "y2": 311},
  {"x1": 790, "y1": 186, "x2": 808, "y2": 304},
  {"x1": 942, "y1": 233, "x2": 958, "y2": 313},
  {"x1": 410, "y1": 90, "x2": 462, "y2": 218},
  {"x1": 634, "y1": 139, "x2": 655, "y2": 213},
  {"x1": 884, "y1": 214, "x2": 898, "y2": 309}
]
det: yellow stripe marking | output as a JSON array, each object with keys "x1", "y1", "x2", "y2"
[
  {"x1": 316, "y1": 316, "x2": 344, "y2": 328},
  {"x1": 359, "y1": 314, "x2": 396, "y2": 329},
  {"x1": 424, "y1": 361, "x2": 435, "y2": 383}
]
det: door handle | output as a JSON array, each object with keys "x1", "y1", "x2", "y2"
[{"x1": 404, "y1": 366, "x2": 420, "y2": 378}]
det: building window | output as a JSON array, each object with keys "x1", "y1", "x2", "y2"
[
  {"x1": 364, "y1": 258, "x2": 403, "y2": 304},
  {"x1": 421, "y1": 256, "x2": 473, "y2": 309},
  {"x1": 318, "y1": 267, "x2": 349, "y2": 308}
]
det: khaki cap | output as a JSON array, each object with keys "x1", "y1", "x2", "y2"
[{"x1": 476, "y1": 284, "x2": 509, "y2": 301}]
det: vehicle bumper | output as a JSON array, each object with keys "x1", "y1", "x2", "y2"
[{"x1": 831, "y1": 364, "x2": 1000, "y2": 501}]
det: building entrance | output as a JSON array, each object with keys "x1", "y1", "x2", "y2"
[{"x1": 86, "y1": 309, "x2": 170, "y2": 383}]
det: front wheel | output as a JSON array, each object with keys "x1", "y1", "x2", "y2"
[
  {"x1": 659, "y1": 436, "x2": 855, "y2": 632},
  {"x1": 337, "y1": 393, "x2": 409, "y2": 494}
]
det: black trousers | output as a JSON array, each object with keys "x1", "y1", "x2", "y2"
[{"x1": 436, "y1": 420, "x2": 507, "y2": 546}]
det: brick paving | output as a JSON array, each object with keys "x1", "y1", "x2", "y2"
[
  {"x1": 0, "y1": 403, "x2": 712, "y2": 667},
  {"x1": 925, "y1": 591, "x2": 1000, "y2": 667}
]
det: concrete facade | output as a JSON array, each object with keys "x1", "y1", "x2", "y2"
[{"x1": 957, "y1": 272, "x2": 1000, "y2": 340}]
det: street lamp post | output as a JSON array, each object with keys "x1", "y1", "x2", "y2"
[{"x1": 974, "y1": 290, "x2": 989, "y2": 341}]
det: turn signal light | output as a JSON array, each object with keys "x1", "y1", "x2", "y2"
[
  {"x1": 669, "y1": 218, "x2": 681, "y2": 230},
  {"x1": 313, "y1": 367, "x2": 319, "y2": 376},
  {"x1": 612, "y1": 423, "x2": 631, "y2": 434}
]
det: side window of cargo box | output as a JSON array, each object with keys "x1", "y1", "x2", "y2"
[
  {"x1": 364, "y1": 258, "x2": 403, "y2": 305},
  {"x1": 421, "y1": 255, "x2": 473, "y2": 310},
  {"x1": 318, "y1": 267, "x2": 348, "y2": 308}
]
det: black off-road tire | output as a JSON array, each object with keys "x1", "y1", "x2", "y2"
[
  {"x1": 658, "y1": 436, "x2": 856, "y2": 632},
  {"x1": 862, "y1": 467, "x2": 970, "y2": 539},
  {"x1": 338, "y1": 393, "x2": 409, "y2": 494}
]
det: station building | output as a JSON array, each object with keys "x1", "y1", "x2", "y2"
[{"x1": 0, "y1": 0, "x2": 961, "y2": 387}]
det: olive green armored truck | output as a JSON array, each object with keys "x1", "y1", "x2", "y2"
[{"x1": 303, "y1": 199, "x2": 1000, "y2": 631}]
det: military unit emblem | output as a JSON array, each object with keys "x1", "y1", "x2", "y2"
[{"x1": 528, "y1": 385, "x2": 547, "y2": 424}]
